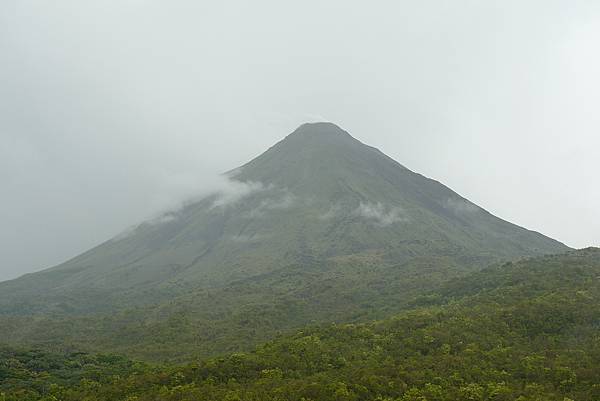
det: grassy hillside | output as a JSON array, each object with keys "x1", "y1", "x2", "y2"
[{"x1": 2, "y1": 248, "x2": 599, "y2": 401}]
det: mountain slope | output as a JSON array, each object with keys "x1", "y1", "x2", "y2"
[
  {"x1": 0, "y1": 123, "x2": 567, "y2": 312},
  {"x1": 0, "y1": 123, "x2": 569, "y2": 360},
  {"x1": 3, "y1": 248, "x2": 599, "y2": 401}
]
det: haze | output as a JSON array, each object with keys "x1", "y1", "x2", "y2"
[{"x1": 1, "y1": 0, "x2": 599, "y2": 281}]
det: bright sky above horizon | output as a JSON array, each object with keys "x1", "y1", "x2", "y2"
[{"x1": 1, "y1": 0, "x2": 599, "y2": 280}]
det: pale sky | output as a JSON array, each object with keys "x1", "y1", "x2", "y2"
[{"x1": 1, "y1": 0, "x2": 599, "y2": 281}]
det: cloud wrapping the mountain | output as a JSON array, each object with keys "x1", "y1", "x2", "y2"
[
  {"x1": 112, "y1": 177, "x2": 265, "y2": 240},
  {"x1": 211, "y1": 180, "x2": 266, "y2": 208},
  {"x1": 245, "y1": 190, "x2": 296, "y2": 218},
  {"x1": 355, "y1": 202, "x2": 407, "y2": 226}
]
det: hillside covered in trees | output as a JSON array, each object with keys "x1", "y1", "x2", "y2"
[{"x1": 2, "y1": 248, "x2": 599, "y2": 401}]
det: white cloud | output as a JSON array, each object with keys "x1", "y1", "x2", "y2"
[
  {"x1": 210, "y1": 179, "x2": 265, "y2": 208},
  {"x1": 245, "y1": 190, "x2": 296, "y2": 218},
  {"x1": 110, "y1": 177, "x2": 265, "y2": 241},
  {"x1": 355, "y1": 202, "x2": 407, "y2": 226}
]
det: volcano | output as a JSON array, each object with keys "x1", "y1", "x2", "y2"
[{"x1": 0, "y1": 122, "x2": 569, "y2": 360}]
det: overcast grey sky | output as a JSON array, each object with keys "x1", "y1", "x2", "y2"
[{"x1": 1, "y1": 0, "x2": 599, "y2": 281}]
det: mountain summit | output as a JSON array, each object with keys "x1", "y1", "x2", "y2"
[
  {"x1": 0, "y1": 123, "x2": 569, "y2": 359},
  {"x1": 233, "y1": 122, "x2": 409, "y2": 191}
]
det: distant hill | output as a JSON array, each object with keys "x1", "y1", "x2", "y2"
[
  {"x1": 0, "y1": 122, "x2": 569, "y2": 360},
  {"x1": 2, "y1": 248, "x2": 599, "y2": 401}
]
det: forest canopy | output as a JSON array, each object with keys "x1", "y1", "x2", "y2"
[{"x1": 2, "y1": 249, "x2": 599, "y2": 401}]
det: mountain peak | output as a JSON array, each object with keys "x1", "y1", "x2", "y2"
[
  {"x1": 291, "y1": 122, "x2": 349, "y2": 136},
  {"x1": 282, "y1": 122, "x2": 355, "y2": 146},
  {"x1": 232, "y1": 122, "x2": 372, "y2": 186}
]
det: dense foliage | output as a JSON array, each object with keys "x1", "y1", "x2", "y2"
[
  {"x1": 2, "y1": 248, "x2": 599, "y2": 400},
  {"x1": 0, "y1": 347, "x2": 144, "y2": 400}
]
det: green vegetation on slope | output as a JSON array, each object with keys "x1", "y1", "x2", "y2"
[
  {"x1": 2, "y1": 248, "x2": 599, "y2": 401},
  {"x1": 0, "y1": 256, "x2": 463, "y2": 361}
]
